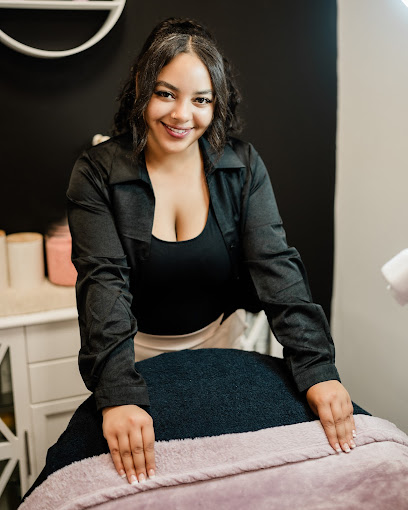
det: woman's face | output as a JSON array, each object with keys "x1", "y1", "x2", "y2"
[{"x1": 144, "y1": 52, "x2": 215, "y2": 158}]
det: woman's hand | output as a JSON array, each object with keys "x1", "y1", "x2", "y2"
[
  {"x1": 306, "y1": 380, "x2": 356, "y2": 453},
  {"x1": 102, "y1": 404, "x2": 156, "y2": 484}
]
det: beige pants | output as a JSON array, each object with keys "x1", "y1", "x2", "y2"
[{"x1": 134, "y1": 309, "x2": 248, "y2": 362}]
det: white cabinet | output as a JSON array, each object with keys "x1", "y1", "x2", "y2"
[
  {"x1": 0, "y1": 307, "x2": 90, "y2": 508},
  {"x1": 24, "y1": 317, "x2": 90, "y2": 478},
  {"x1": 0, "y1": 326, "x2": 33, "y2": 507},
  {"x1": 26, "y1": 320, "x2": 88, "y2": 405},
  {"x1": 30, "y1": 395, "x2": 88, "y2": 475}
]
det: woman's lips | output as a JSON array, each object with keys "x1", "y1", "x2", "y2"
[{"x1": 161, "y1": 122, "x2": 193, "y2": 139}]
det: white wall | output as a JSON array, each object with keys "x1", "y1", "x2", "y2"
[{"x1": 333, "y1": 0, "x2": 408, "y2": 433}]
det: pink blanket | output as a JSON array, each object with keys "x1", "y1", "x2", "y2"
[{"x1": 21, "y1": 415, "x2": 408, "y2": 509}]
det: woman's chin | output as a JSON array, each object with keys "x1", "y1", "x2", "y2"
[{"x1": 148, "y1": 137, "x2": 199, "y2": 157}]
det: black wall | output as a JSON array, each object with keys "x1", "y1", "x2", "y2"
[{"x1": 0, "y1": 1, "x2": 337, "y2": 319}]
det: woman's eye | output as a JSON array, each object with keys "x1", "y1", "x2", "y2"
[
  {"x1": 195, "y1": 97, "x2": 212, "y2": 104},
  {"x1": 154, "y1": 90, "x2": 174, "y2": 99}
]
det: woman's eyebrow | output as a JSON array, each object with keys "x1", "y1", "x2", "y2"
[
  {"x1": 196, "y1": 89, "x2": 213, "y2": 95},
  {"x1": 156, "y1": 80, "x2": 178, "y2": 91},
  {"x1": 155, "y1": 81, "x2": 213, "y2": 95}
]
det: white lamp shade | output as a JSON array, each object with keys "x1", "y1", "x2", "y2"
[{"x1": 381, "y1": 249, "x2": 408, "y2": 306}]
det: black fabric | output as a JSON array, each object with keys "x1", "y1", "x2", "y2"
[
  {"x1": 134, "y1": 202, "x2": 233, "y2": 335},
  {"x1": 67, "y1": 134, "x2": 341, "y2": 411},
  {"x1": 24, "y1": 349, "x2": 369, "y2": 501}
]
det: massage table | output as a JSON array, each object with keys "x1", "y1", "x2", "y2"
[{"x1": 20, "y1": 349, "x2": 408, "y2": 509}]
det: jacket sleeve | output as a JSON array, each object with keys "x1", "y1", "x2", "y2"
[
  {"x1": 241, "y1": 144, "x2": 340, "y2": 393},
  {"x1": 66, "y1": 151, "x2": 149, "y2": 411}
]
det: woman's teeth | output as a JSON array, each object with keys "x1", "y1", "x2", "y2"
[{"x1": 165, "y1": 124, "x2": 190, "y2": 134}]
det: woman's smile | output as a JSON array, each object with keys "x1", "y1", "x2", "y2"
[
  {"x1": 161, "y1": 122, "x2": 194, "y2": 138},
  {"x1": 144, "y1": 52, "x2": 214, "y2": 157}
]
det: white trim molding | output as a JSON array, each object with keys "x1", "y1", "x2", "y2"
[{"x1": 0, "y1": 0, "x2": 126, "y2": 59}]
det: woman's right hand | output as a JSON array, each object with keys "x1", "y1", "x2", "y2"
[{"x1": 102, "y1": 404, "x2": 156, "y2": 484}]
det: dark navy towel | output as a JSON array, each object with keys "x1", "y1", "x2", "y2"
[{"x1": 25, "y1": 349, "x2": 370, "y2": 499}]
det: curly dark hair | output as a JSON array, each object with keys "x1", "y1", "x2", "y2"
[{"x1": 113, "y1": 17, "x2": 242, "y2": 157}]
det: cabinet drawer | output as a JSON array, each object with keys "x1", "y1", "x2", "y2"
[
  {"x1": 26, "y1": 319, "x2": 81, "y2": 363},
  {"x1": 29, "y1": 357, "x2": 88, "y2": 403}
]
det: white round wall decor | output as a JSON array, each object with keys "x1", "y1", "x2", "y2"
[{"x1": 0, "y1": 0, "x2": 126, "y2": 59}]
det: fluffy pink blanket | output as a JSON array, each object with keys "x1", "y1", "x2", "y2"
[{"x1": 21, "y1": 415, "x2": 408, "y2": 510}]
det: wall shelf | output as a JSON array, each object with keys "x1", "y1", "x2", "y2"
[
  {"x1": 0, "y1": 1, "x2": 123, "y2": 10},
  {"x1": 0, "y1": 0, "x2": 126, "y2": 58}
]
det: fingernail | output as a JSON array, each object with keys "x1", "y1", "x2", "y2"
[
  {"x1": 350, "y1": 440, "x2": 356, "y2": 449},
  {"x1": 334, "y1": 443, "x2": 342, "y2": 453},
  {"x1": 138, "y1": 473, "x2": 146, "y2": 483},
  {"x1": 119, "y1": 470, "x2": 126, "y2": 479},
  {"x1": 148, "y1": 469, "x2": 156, "y2": 479},
  {"x1": 352, "y1": 430, "x2": 357, "y2": 438},
  {"x1": 130, "y1": 475, "x2": 138, "y2": 485},
  {"x1": 343, "y1": 443, "x2": 351, "y2": 453}
]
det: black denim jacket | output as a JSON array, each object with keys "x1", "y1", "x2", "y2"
[{"x1": 66, "y1": 133, "x2": 340, "y2": 411}]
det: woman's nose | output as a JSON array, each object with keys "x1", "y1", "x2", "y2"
[{"x1": 171, "y1": 100, "x2": 192, "y2": 123}]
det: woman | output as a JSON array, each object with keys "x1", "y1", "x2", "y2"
[{"x1": 67, "y1": 17, "x2": 356, "y2": 487}]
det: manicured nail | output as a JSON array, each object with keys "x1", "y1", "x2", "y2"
[
  {"x1": 350, "y1": 440, "x2": 356, "y2": 449},
  {"x1": 130, "y1": 475, "x2": 138, "y2": 485},
  {"x1": 119, "y1": 470, "x2": 126, "y2": 479},
  {"x1": 138, "y1": 473, "x2": 146, "y2": 483},
  {"x1": 334, "y1": 443, "x2": 342, "y2": 453},
  {"x1": 352, "y1": 430, "x2": 357, "y2": 438},
  {"x1": 148, "y1": 469, "x2": 156, "y2": 479},
  {"x1": 343, "y1": 443, "x2": 351, "y2": 453}
]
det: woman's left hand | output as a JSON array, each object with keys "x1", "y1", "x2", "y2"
[{"x1": 306, "y1": 380, "x2": 356, "y2": 453}]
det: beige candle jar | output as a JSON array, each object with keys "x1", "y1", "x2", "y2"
[
  {"x1": 0, "y1": 230, "x2": 8, "y2": 289},
  {"x1": 6, "y1": 232, "x2": 45, "y2": 290}
]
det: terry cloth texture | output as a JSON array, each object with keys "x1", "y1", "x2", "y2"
[
  {"x1": 20, "y1": 416, "x2": 408, "y2": 510},
  {"x1": 24, "y1": 349, "x2": 369, "y2": 500}
]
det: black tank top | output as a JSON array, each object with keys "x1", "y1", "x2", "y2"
[{"x1": 134, "y1": 203, "x2": 233, "y2": 335}]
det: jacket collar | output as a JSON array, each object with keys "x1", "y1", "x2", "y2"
[
  {"x1": 108, "y1": 135, "x2": 245, "y2": 185},
  {"x1": 200, "y1": 137, "x2": 245, "y2": 174}
]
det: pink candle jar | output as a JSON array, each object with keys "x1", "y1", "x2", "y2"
[{"x1": 45, "y1": 223, "x2": 77, "y2": 286}]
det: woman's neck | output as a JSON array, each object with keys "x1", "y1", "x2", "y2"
[{"x1": 144, "y1": 140, "x2": 202, "y2": 175}]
